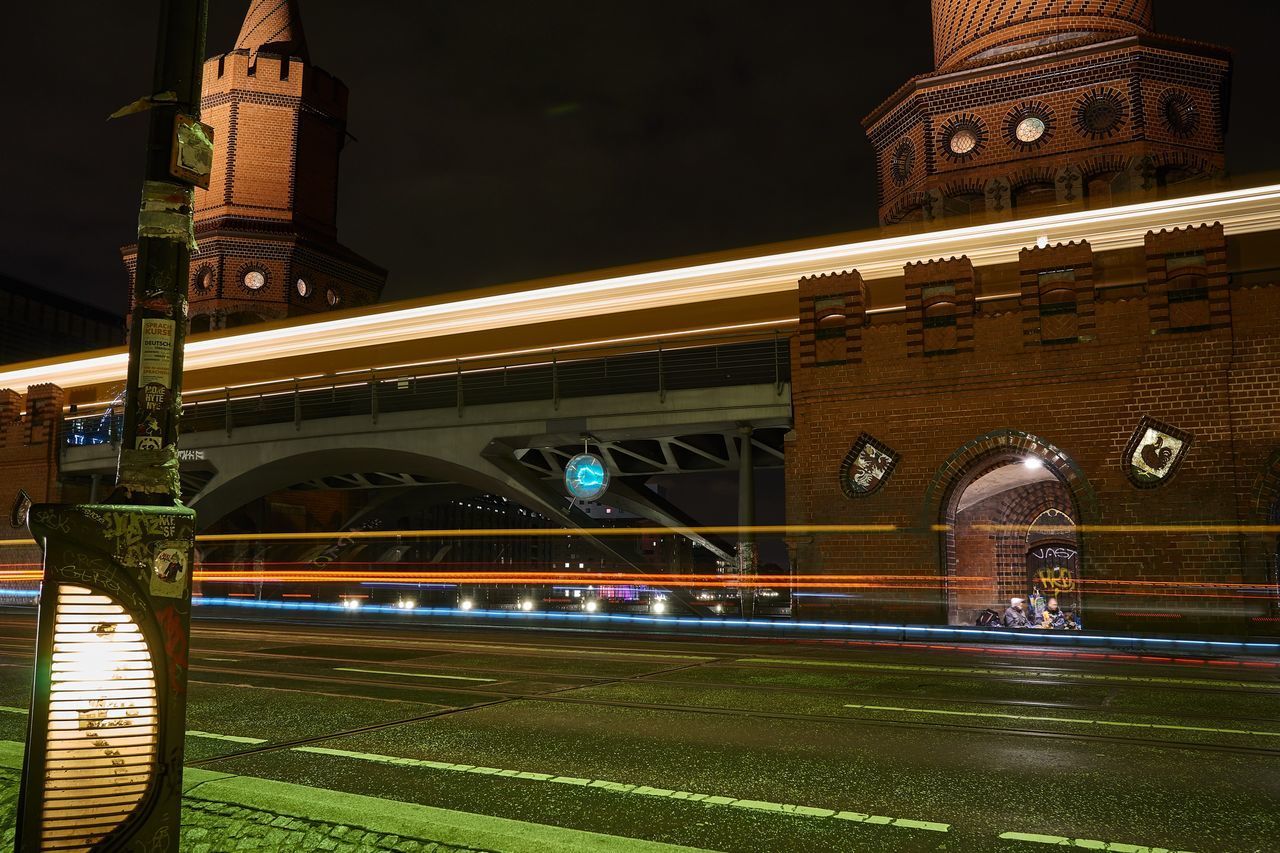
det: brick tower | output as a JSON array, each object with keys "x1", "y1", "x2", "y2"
[
  {"x1": 865, "y1": 0, "x2": 1231, "y2": 226},
  {"x1": 123, "y1": 0, "x2": 386, "y2": 332}
]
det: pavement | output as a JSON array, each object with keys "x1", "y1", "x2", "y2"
[{"x1": 1, "y1": 611, "x2": 1278, "y2": 852}]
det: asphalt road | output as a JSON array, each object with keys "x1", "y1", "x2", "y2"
[{"x1": 1, "y1": 611, "x2": 1278, "y2": 852}]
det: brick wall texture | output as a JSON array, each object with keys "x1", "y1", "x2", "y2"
[
  {"x1": 786, "y1": 225, "x2": 1280, "y2": 633},
  {"x1": 867, "y1": 1, "x2": 1230, "y2": 226},
  {"x1": 932, "y1": 0, "x2": 1154, "y2": 70}
]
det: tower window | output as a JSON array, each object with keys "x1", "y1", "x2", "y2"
[
  {"x1": 1005, "y1": 103, "x2": 1054, "y2": 151},
  {"x1": 889, "y1": 140, "x2": 915, "y2": 186},
  {"x1": 242, "y1": 269, "x2": 266, "y2": 291},
  {"x1": 1074, "y1": 89, "x2": 1127, "y2": 139}
]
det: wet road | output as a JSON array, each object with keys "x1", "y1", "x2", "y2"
[{"x1": 1, "y1": 611, "x2": 1278, "y2": 852}]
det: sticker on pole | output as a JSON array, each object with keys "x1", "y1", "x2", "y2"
[{"x1": 150, "y1": 540, "x2": 190, "y2": 598}]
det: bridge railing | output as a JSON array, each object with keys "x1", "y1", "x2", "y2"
[{"x1": 63, "y1": 329, "x2": 793, "y2": 447}]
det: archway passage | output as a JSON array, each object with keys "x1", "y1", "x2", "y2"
[{"x1": 945, "y1": 456, "x2": 1081, "y2": 626}]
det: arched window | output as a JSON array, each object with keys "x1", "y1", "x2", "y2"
[
  {"x1": 224, "y1": 311, "x2": 267, "y2": 329},
  {"x1": 1085, "y1": 171, "x2": 1123, "y2": 207},
  {"x1": 942, "y1": 191, "x2": 985, "y2": 223},
  {"x1": 1165, "y1": 253, "x2": 1211, "y2": 332},
  {"x1": 1157, "y1": 165, "x2": 1197, "y2": 189},
  {"x1": 923, "y1": 301, "x2": 957, "y2": 355},
  {"x1": 1013, "y1": 181, "x2": 1056, "y2": 212},
  {"x1": 814, "y1": 299, "x2": 847, "y2": 365}
]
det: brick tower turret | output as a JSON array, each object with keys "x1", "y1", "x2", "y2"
[
  {"x1": 865, "y1": 0, "x2": 1231, "y2": 226},
  {"x1": 123, "y1": 0, "x2": 386, "y2": 332}
]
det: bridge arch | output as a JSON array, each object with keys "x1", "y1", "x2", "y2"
[
  {"x1": 922, "y1": 429, "x2": 1097, "y2": 625},
  {"x1": 190, "y1": 446, "x2": 517, "y2": 533}
]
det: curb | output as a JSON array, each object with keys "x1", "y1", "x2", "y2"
[{"x1": 0, "y1": 741, "x2": 711, "y2": 853}]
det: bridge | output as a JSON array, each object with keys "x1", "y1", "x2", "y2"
[
  {"x1": 59, "y1": 332, "x2": 792, "y2": 562},
  {"x1": 4, "y1": 181, "x2": 1280, "y2": 559}
]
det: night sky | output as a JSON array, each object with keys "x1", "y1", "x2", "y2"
[{"x1": 3, "y1": 2, "x2": 1278, "y2": 315}]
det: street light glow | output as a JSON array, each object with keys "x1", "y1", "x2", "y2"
[{"x1": 40, "y1": 585, "x2": 158, "y2": 850}]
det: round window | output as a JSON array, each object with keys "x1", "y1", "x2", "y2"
[
  {"x1": 243, "y1": 269, "x2": 266, "y2": 291},
  {"x1": 949, "y1": 129, "x2": 978, "y2": 155},
  {"x1": 939, "y1": 115, "x2": 986, "y2": 162},
  {"x1": 1075, "y1": 89, "x2": 1127, "y2": 139},
  {"x1": 326, "y1": 288, "x2": 341, "y2": 307},
  {"x1": 194, "y1": 267, "x2": 213, "y2": 292},
  {"x1": 1015, "y1": 116, "x2": 1045, "y2": 144},
  {"x1": 296, "y1": 278, "x2": 311, "y2": 298},
  {"x1": 1006, "y1": 103, "x2": 1053, "y2": 150},
  {"x1": 1160, "y1": 90, "x2": 1198, "y2": 137}
]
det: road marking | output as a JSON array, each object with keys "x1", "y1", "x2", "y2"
[
  {"x1": 187, "y1": 730, "x2": 267, "y2": 744},
  {"x1": 427, "y1": 642, "x2": 716, "y2": 662},
  {"x1": 1000, "y1": 829, "x2": 1195, "y2": 852},
  {"x1": 842, "y1": 704, "x2": 1280, "y2": 739},
  {"x1": 742, "y1": 657, "x2": 1280, "y2": 690},
  {"x1": 3, "y1": 708, "x2": 266, "y2": 745},
  {"x1": 334, "y1": 667, "x2": 498, "y2": 683},
  {"x1": 291, "y1": 744, "x2": 949, "y2": 833},
  {"x1": 200, "y1": 657, "x2": 241, "y2": 663}
]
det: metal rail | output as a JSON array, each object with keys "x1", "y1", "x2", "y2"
[{"x1": 64, "y1": 330, "x2": 793, "y2": 447}]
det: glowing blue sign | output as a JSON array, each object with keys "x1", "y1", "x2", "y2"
[{"x1": 564, "y1": 453, "x2": 609, "y2": 501}]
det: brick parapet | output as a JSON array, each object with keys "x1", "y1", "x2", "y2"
[{"x1": 786, "y1": 234, "x2": 1280, "y2": 632}]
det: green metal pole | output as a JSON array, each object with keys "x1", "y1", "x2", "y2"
[{"x1": 15, "y1": 2, "x2": 209, "y2": 850}]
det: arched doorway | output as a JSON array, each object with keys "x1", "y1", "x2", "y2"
[
  {"x1": 1025, "y1": 508, "x2": 1081, "y2": 614},
  {"x1": 927, "y1": 431, "x2": 1093, "y2": 626}
]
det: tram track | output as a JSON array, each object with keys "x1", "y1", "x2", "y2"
[{"x1": 170, "y1": 655, "x2": 1280, "y2": 763}]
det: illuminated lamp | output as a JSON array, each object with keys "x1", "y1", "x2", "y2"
[{"x1": 17, "y1": 504, "x2": 194, "y2": 853}]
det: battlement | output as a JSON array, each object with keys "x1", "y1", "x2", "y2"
[
  {"x1": 0, "y1": 384, "x2": 66, "y2": 450},
  {"x1": 203, "y1": 50, "x2": 348, "y2": 117}
]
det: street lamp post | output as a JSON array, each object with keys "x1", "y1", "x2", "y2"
[{"x1": 15, "y1": 2, "x2": 210, "y2": 850}]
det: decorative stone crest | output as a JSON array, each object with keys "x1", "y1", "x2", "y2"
[
  {"x1": 839, "y1": 433, "x2": 900, "y2": 498},
  {"x1": 1123, "y1": 417, "x2": 1193, "y2": 488}
]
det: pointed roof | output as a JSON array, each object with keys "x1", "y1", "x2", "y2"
[{"x1": 235, "y1": 0, "x2": 309, "y2": 62}]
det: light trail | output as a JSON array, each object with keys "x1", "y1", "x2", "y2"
[
  {"x1": 5, "y1": 521, "x2": 1280, "y2": 549},
  {"x1": 6, "y1": 180, "x2": 1280, "y2": 395}
]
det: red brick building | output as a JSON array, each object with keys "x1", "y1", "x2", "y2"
[
  {"x1": 122, "y1": 0, "x2": 386, "y2": 332},
  {"x1": 867, "y1": 0, "x2": 1230, "y2": 226},
  {"x1": 787, "y1": 2, "x2": 1279, "y2": 632}
]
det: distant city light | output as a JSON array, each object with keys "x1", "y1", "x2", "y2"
[
  {"x1": 652, "y1": 600, "x2": 667, "y2": 615},
  {"x1": 520, "y1": 599, "x2": 535, "y2": 612},
  {"x1": 459, "y1": 598, "x2": 474, "y2": 611},
  {"x1": 584, "y1": 599, "x2": 599, "y2": 613},
  {"x1": 342, "y1": 598, "x2": 361, "y2": 610}
]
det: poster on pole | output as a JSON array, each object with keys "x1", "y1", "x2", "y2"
[{"x1": 136, "y1": 318, "x2": 176, "y2": 450}]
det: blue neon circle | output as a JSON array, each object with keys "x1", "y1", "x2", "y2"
[{"x1": 565, "y1": 453, "x2": 609, "y2": 500}]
